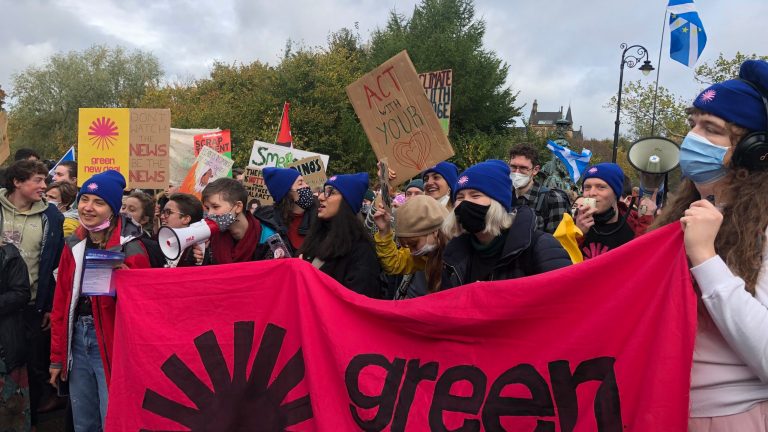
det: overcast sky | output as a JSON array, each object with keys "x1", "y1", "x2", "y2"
[{"x1": 1, "y1": 0, "x2": 765, "y2": 140}]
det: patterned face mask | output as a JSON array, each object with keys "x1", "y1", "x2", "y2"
[
  {"x1": 205, "y1": 212, "x2": 236, "y2": 232},
  {"x1": 295, "y1": 187, "x2": 314, "y2": 210}
]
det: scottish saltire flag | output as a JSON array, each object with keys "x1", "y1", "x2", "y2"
[
  {"x1": 49, "y1": 146, "x2": 75, "y2": 176},
  {"x1": 667, "y1": 0, "x2": 707, "y2": 67},
  {"x1": 546, "y1": 140, "x2": 592, "y2": 182}
]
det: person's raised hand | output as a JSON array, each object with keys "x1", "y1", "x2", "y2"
[{"x1": 680, "y1": 199, "x2": 722, "y2": 266}]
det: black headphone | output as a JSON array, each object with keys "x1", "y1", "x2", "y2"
[{"x1": 731, "y1": 78, "x2": 768, "y2": 171}]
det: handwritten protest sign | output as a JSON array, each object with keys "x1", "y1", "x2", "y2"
[
  {"x1": 78, "y1": 108, "x2": 131, "y2": 186},
  {"x1": 243, "y1": 166, "x2": 273, "y2": 205},
  {"x1": 419, "y1": 69, "x2": 452, "y2": 135},
  {"x1": 194, "y1": 130, "x2": 232, "y2": 177},
  {"x1": 249, "y1": 140, "x2": 329, "y2": 170},
  {"x1": 178, "y1": 146, "x2": 234, "y2": 200},
  {"x1": 129, "y1": 109, "x2": 170, "y2": 189},
  {"x1": 0, "y1": 111, "x2": 9, "y2": 165},
  {"x1": 346, "y1": 51, "x2": 454, "y2": 185},
  {"x1": 169, "y1": 128, "x2": 219, "y2": 185},
  {"x1": 287, "y1": 156, "x2": 327, "y2": 191}
]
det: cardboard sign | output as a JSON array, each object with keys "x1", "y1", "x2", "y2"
[
  {"x1": 78, "y1": 108, "x2": 131, "y2": 185},
  {"x1": 243, "y1": 166, "x2": 273, "y2": 206},
  {"x1": 178, "y1": 146, "x2": 234, "y2": 200},
  {"x1": 418, "y1": 69, "x2": 452, "y2": 135},
  {"x1": 0, "y1": 111, "x2": 9, "y2": 165},
  {"x1": 346, "y1": 51, "x2": 454, "y2": 185},
  {"x1": 128, "y1": 109, "x2": 170, "y2": 189},
  {"x1": 287, "y1": 156, "x2": 327, "y2": 191},
  {"x1": 249, "y1": 140, "x2": 329, "y2": 170}
]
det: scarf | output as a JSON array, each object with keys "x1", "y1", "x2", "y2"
[{"x1": 209, "y1": 212, "x2": 261, "y2": 264}]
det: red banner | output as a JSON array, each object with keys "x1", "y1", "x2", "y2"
[{"x1": 107, "y1": 224, "x2": 696, "y2": 431}]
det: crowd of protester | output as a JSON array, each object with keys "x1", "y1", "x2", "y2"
[{"x1": 0, "y1": 59, "x2": 766, "y2": 431}]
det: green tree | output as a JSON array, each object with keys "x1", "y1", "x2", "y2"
[
  {"x1": 605, "y1": 80, "x2": 689, "y2": 142},
  {"x1": 8, "y1": 45, "x2": 162, "y2": 158},
  {"x1": 0, "y1": 84, "x2": 6, "y2": 111},
  {"x1": 695, "y1": 52, "x2": 768, "y2": 85},
  {"x1": 368, "y1": 0, "x2": 521, "y2": 166}
]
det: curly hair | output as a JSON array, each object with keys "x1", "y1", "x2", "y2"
[
  {"x1": 653, "y1": 114, "x2": 767, "y2": 295},
  {"x1": 508, "y1": 143, "x2": 539, "y2": 167}
]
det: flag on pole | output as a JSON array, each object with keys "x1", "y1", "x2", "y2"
[
  {"x1": 667, "y1": 0, "x2": 707, "y2": 67},
  {"x1": 49, "y1": 146, "x2": 76, "y2": 176},
  {"x1": 276, "y1": 102, "x2": 293, "y2": 148},
  {"x1": 546, "y1": 140, "x2": 592, "y2": 182}
]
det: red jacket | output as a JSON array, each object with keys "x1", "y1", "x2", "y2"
[{"x1": 50, "y1": 216, "x2": 150, "y2": 384}]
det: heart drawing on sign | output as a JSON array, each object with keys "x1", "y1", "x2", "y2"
[{"x1": 393, "y1": 131, "x2": 432, "y2": 170}]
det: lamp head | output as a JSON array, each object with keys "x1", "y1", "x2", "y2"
[{"x1": 640, "y1": 60, "x2": 654, "y2": 76}]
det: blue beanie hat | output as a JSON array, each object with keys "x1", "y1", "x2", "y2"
[
  {"x1": 422, "y1": 161, "x2": 459, "y2": 193},
  {"x1": 78, "y1": 170, "x2": 126, "y2": 217},
  {"x1": 325, "y1": 172, "x2": 369, "y2": 214},
  {"x1": 452, "y1": 160, "x2": 514, "y2": 211},
  {"x1": 263, "y1": 167, "x2": 301, "y2": 203},
  {"x1": 581, "y1": 163, "x2": 624, "y2": 200},
  {"x1": 692, "y1": 60, "x2": 768, "y2": 132}
]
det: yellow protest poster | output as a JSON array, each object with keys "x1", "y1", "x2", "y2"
[{"x1": 78, "y1": 108, "x2": 131, "y2": 186}]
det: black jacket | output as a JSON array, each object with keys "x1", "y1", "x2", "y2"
[
  {"x1": 253, "y1": 200, "x2": 318, "y2": 255},
  {"x1": 441, "y1": 206, "x2": 571, "y2": 289},
  {"x1": 0, "y1": 244, "x2": 31, "y2": 371},
  {"x1": 312, "y1": 238, "x2": 382, "y2": 299}
]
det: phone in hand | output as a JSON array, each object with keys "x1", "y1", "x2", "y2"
[
  {"x1": 582, "y1": 198, "x2": 597, "y2": 209},
  {"x1": 56, "y1": 377, "x2": 69, "y2": 397},
  {"x1": 266, "y1": 234, "x2": 291, "y2": 259}
]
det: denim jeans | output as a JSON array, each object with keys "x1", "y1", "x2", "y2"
[{"x1": 69, "y1": 315, "x2": 108, "y2": 432}]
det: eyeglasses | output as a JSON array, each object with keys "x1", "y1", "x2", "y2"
[
  {"x1": 322, "y1": 186, "x2": 339, "y2": 198},
  {"x1": 509, "y1": 164, "x2": 533, "y2": 174},
  {"x1": 160, "y1": 209, "x2": 185, "y2": 217}
]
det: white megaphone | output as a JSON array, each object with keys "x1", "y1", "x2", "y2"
[
  {"x1": 627, "y1": 136, "x2": 680, "y2": 195},
  {"x1": 158, "y1": 219, "x2": 222, "y2": 261}
]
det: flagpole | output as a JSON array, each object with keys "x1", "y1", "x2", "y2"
[
  {"x1": 650, "y1": 9, "x2": 668, "y2": 136},
  {"x1": 274, "y1": 102, "x2": 286, "y2": 145}
]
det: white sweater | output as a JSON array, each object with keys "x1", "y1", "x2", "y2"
[{"x1": 689, "y1": 251, "x2": 768, "y2": 417}]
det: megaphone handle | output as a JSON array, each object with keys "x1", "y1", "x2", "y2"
[{"x1": 196, "y1": 242, "x2": 206, "y2": 266}]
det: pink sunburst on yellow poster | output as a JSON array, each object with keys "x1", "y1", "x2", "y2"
[{"x1": 78, "y1": 108, "x2": 130, "y2": 186}]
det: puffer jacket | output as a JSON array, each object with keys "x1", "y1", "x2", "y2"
[
  {"x1": 442, "y1": 206, "x2": 572, "y2": 288},
  {"x1": 0, "y1": 244, "x2": 31, "y2": 371},
  {"x1": 50, "y1": 215, "x2": 150, "y2": 384}
]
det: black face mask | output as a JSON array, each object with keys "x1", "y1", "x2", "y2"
[
  {"x1": 455, "y1": 201, "x2": 489, "y2": 234},
  {"x1": 593, "y1": 206, "x2": 616, "y2": 225},
  {"x1": 295, "y1": 187, "x2": 314, "y2": 210}
]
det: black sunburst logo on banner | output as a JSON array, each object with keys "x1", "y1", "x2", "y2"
[{"x1": 141, "y1": 322, "x2": 312, "y2": 431}]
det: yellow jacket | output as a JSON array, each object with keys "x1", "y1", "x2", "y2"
[
  {"x1": 553, "y1": 213, "x2": 583, "y2": 264},
  {"x1": 63, "y1": 217, "x2": 80, "y2": 238},
  {"x1": 373, "y1": 231, "x2": 427, "y2": 275}
]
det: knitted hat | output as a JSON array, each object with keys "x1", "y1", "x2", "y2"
[
  {"x1": 405, "y1": 178, "x2": 424, "y2": 191},
  {"x1": 453, "y1": 160, "x2": 514, "y2": 211},
  {"x1": 395, "y1": 195, "x2": 448, "y2": 237},
  {"x1": 78, "y1": 170, "x2": 126, "y2": 217},
  {"x1": 692, "y1": 60, "x2": 768, "y2": 132},
  {"x1": 325, "y1": 172, "x2": 369, "y2": 214},
  {"x1": 581, "y1": 163, "x2": 624, "y2": 200},
  {"x1": 422, "y1": 161, "x2": 459, "y2": 192},
  {"x1": 263, "y1": 167, "x2": 300, "y2": 202}
]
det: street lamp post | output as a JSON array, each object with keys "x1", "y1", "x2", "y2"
[{"x1": 612, "y1": 43, "x2": 654, "y2": 163}]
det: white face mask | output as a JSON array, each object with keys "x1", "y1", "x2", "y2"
[
  {"x1": 411, "y1": 242, "x2": 437, "y2": 257},
  {"x1": 510, "y1": 172, "x2": 531, "y2": 189}
]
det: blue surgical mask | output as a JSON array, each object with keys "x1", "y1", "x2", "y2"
[{"x1": 679, "y1": 131, "x2": 729, "y2": 184}]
